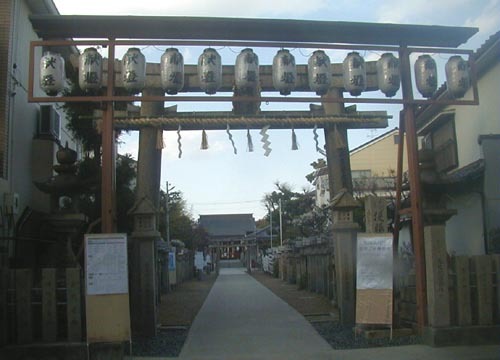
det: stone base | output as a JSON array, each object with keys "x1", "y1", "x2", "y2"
[
  {"x1": 0, "y1": 342, "x2": 87, "y2": 360},
  {"x1": 423, "y1": 325, "x2": 500, "y2": 347},
  {"x1": 89, "y1": 342, "x2": 126, "y2": 360}
]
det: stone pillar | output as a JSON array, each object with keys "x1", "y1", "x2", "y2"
[
  {"x1": 424, "y1": 224, "x2": 450, "y2": 327},
  {"x1": 330, "y1": 190, "x2": 360, "y2": 326},
  {"x1": 365, "y1": 195, "x2": 388, "y2": 233},
  {"x1": 333, "y1": 221, "x2": 357, "y2": 325},
  {"x1": 136, "y1": 90, "x2": 164, "y2": 206},
  {"x1": 323, "y1": 89, "x2": 356, "y2": 324},
  {"x1": 130, "y1": 89, "x2": 164, "y2": 337}
]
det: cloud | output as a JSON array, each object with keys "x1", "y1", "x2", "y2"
[
  {"x1": 375, "y1": 0, "x2": 476, "y2": 24},
  {"x1": 464, "y1": 0, "x2": 500, "y2": 37},
  {"x1": 55, "y1": 0, "x2": 329, "y2": 18}
]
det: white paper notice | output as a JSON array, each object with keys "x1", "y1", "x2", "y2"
[
  {"x1": 356, "y1": 236, "x2": 393, "y2": 290},
  {"x1": 85, "y1": 234, "x2": 128, "y2": 295}
]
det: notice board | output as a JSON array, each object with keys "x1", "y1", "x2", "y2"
[
  {"x1": 85, "y1": 234, "x2": 131, "y2": 343},
  {"x1": 355, "y1": 235, "x2": 393, "y2": 325}
]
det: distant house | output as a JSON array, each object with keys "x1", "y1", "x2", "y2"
[
  {"x1": 414, "y1": 30, "x2": 500, "y2": 255},
  {"x1": 313, "y1": 127, "x2": 408, "y2": 207},
  {"x1": 199, "y1": 214, "x2": 256, "y2": 259}
]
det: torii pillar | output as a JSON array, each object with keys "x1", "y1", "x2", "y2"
[
  {"x1": 323, "y1": 89, "x2": 357, "y2": 326},
  {"x1": 129, "y1": 88, "x2": 164, "y2": 337}
]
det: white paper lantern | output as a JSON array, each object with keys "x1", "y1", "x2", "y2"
[
  {"x1": 79, "y1": 47, "x2": 102, "y2": 92},
  {"x1": 198, "y1": 48, "x2": 222, "y2": 95},
  {"x1": 445, "y1": 56, "x2": 470, "y2": 99},
  {"x1": 161, "y1": 48, "x2": 184, "y2": 95},
  {"x1": 343, "y1": 52, "x2": 366, "y2": 96},
  {"x1": 377, "y1": 53, "x2": 400, "y2": 97},
  {"x1": 122, "y1": 48, "x2": 146, "y2": 93},
  {"x1": 235, "y1": 48, "x2": 259, "y2": 90},
  {"x1": 40, "y1": 51, "x2": 65, "y2": 96},
  {"x1": 308, "y1": 50, "x2": 331, "y2": 95},
  {"x1": 414, "y1": 55, "x2": 437, "y2": 98},
  {"x1": 273, "y1": 49, "x2": 296, "y2": 96}
]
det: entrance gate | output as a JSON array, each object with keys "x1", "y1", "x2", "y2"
[{"x1": 27, "y1": 16, "x2": 478, "y2": 338}]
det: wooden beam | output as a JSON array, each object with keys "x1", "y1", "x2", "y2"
[
  {"x1": 42, "y1": 269, "x2": 57, "y2": 342},
  {"x1": 454, "y1": 256, "x2": 472, "y2": 326},
  {"x1": 100, "y1": 62, "x2": 381, "y2": 93},
  {"x1": 66, "y1": 268, "x2": 83, "y2": 342},
  {"x1": 399, "y1": 45, "x2": 427, "y2": 333},
  {"x1": 16, "y1": 270, "x2": 32, "y2": 344},
  {"x1": 473, "y1": 256, "x2": 493, "y2": 325},
  {"x1": 101, "y1": 41, "x2": 116, "y2": 233},
  {"x1": 0, "y1": 269, "x2": 8, "y2": 346}
]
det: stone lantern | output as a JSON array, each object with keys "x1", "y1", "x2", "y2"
[
  {"x1": 330, "y1": 188, "x2": 360, "y2": 225},
  {"x1": 128, "y1": 196, "x2": 160, "y2": 237}
]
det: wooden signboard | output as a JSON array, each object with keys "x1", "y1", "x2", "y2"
[
  {"x1": 356, "y1": 235, "x2": 393, "y2": 326},
  {"x1": 85, "y1": 234, "x2": 131, "y2": 343}
]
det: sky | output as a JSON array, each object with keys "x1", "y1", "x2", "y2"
[{"x1": 53, "y1": 0, "x2": 500, "y2": 220}]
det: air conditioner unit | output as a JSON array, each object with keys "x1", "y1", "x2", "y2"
[{"x1": 38, "y1": 105, "x2": 60, "y2": 140}]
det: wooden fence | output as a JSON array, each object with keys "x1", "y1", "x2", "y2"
[
  {"x1": 0, "y1": 268, "x2": 83, "y2": 346},
  {"x1": 399, "y1": 254, "x2": 500, "y2": 327}
]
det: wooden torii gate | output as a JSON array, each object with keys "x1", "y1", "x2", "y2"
[{"x1": 28, "y1": 16, "x2": 478, "y2": 336}]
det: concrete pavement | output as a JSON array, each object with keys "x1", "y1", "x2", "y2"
[
  {"x1": 179, "y1": 267, "x2": 334, "y2": 359},
  {"x1": 130, "y1": 267, "x2": 499, "y2": 359}
]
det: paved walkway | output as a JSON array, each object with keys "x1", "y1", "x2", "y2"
[
  {"x1": 179, "y1": 267, "x2": 333, "y2": 359},
  {"x1": 130, "y1": 267, "x2": 499, "y2": 359}
]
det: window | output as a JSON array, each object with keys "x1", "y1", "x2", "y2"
[{"x1": 424, "y1": 113, "x2": 458, "y2": 173}]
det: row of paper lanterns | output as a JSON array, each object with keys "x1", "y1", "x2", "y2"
[{"x1": 39, "y1": 47, "x2": 471, "y2": 99}]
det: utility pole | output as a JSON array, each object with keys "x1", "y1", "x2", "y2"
[
  {"x1": 279, "y1": 198, "x2": 283, "y2": 247},
  {"x1": 166, "y1": 181, "x2": 170, "y2": 245},
  {"x1": 269, "y1": 205, "x2": 273, "y2": 249}
]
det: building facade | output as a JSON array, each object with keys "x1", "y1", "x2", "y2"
[
  {"x1": 199, "y1": 214, "x2": 256, "y2": 260},
  {"x1": 0, "y1": 0, "x2": 81, "y2": 268},
  {"x1": 314, "y1": 127, "x2": 408, "y2": 207},
  {"x1": 415, "y1": 31, "x2": 500, "y2": 255}
]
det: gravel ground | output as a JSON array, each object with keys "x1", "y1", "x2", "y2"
[
  {"x1": 132, "y1": 328, "x2": 189, "y2": 357},
  {"x1": 252, "y1": 270, "x2": 421, "y2": 350},
  {"x1": 131, "y1": 272, "x2": 217, "y2": 357},
  {"x1": 312, "y1": 322, "x2": 421, "y2": 349}
]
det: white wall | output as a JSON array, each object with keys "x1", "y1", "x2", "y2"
[
  {"x1": 453, "y1": 62, "x2": 500, "y2": 168},
  {"x1": 0, "y1": 0, "x2": 40, "y2": 216},
  {"x1": 445, "y1": 192, "x2": 485, "y2": 255}
]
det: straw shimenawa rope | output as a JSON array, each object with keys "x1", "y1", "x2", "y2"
[{"x1": 112, "y1": 113, "x2": 389, "y2": 131}]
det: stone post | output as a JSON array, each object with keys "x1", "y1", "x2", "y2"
[
  {"x1": 424, "y1": 223, "x2": 451, "y2": 327},
  {"x1": 129, "y1": 89, "x2": 164, "y2": 337},
  {"x1": 330, "y1": 189, "x2": 360, "y2": 326},
  {"x1": 365, "y1": 194, "x2": 388, "y2": 233}
]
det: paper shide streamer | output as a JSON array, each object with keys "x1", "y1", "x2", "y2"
[
  {"x1": 291, "y1": 128, "x2": 298, "y2": 150},
  {"x1": 260, "y1": 125, "x2": 271, "y2": 157},
  {"x1": 313, "y1": 125, "x2": 326, "y2": 156},
  {"x1": 201, "y1": 129, "x2": 209, "y2": 150},
  {"x1": 177, "y1": 125, "x2": 182, "y2": 158},
  {"x1": 226, "y1": 124, "x2": 237, "y2": 155},
  {"x1": 247, "y1": 129, "x2": 254, "y2": 152}
]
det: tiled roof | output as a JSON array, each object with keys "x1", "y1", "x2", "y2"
[{"x1": 199, "y1": 214, "x2": 255, "y2": 237}]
